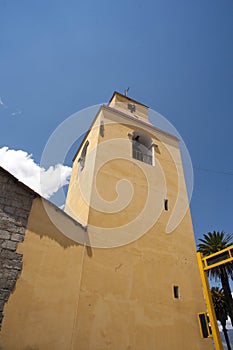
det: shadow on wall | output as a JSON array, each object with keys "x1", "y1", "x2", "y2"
[{"x1": 26, "y1": 197, "x2": 93, "y2": 257}]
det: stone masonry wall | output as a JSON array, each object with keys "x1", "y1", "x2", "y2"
[{"x1": 0, "y1": 168, "x2": 35, "y2": 328}]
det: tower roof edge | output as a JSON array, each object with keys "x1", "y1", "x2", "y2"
[{"x1": 109, "y1": 91, "x2": 149, "y2": 108}]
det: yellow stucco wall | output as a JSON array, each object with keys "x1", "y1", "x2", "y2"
[
  {"x1": 65, "y1": 112, "x2": 102, "y2": 226},
  {"x1": 0, "y1": 197, "x2": 86, "y2": 350},
  {"x1": 70, "y1": 108, "x2": 212, "y2": 349},
  {"x1": 0, "y1": 96, "x2": 212, "y2": 349},
  {"x1": 67, "y1": 103, "x2": 211, "y2": 349},
  {"x1": 71, "y1": 223, "x2": 211, "y2": 350}
]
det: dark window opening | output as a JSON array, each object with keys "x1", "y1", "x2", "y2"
[
  {"x1": 100, "y1": 120, "x2": 104, "y2": 137},
  {"x1": 78, "y1": 140, "x2": 89, "y2": 171},
  {"x1": 198, "y1": 313, "x2": 212, "y2": 338},
  {"x1": 164, "y1": 199, "x2": 169, "y2": 211},
  {"x1": 173, "y1": 285, "x2": 180, "y2": 299},
  {"x1": 132, "y1": 131, "x2": 153, "y2": 166}
]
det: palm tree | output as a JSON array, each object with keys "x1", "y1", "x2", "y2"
[
  {"x1": 198, "y1": 231, "x2": 233, "y2": 327},
  {"x1": 211, "y1": 287, "x2": 231, "y2": 350}
]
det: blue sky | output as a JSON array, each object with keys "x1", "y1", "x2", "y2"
[{"x1": 1, "y1": 0, "x2": 233, "y2": 246}]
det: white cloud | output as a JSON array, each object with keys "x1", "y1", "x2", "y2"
[
  {"x1": 218, "y1": 317, "x2": 233, "y2": 332},
  {"x1": 216, "y1": 292, "x2": 233, "y2": 332},
  {"x1": 0, "y1": 97, "x2": 7, "y2": 108},
  {"x1": 226, "y1": 317, "x2": 233, "y2": 329},
  {"x1": 11, "y1": 109, "x2": 22, "y2": 117},
  {"x1": 0, "y1": 146, "x2": 72, "y2": 199}
]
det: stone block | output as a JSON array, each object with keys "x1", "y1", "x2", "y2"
[
  {"x1": 0, "y1": 230, "x2": 10, "y2": 240},
  {"x1": 0, "y1": 300, "x2": 5, "y2": 311},
  {"x1": 0, "y1": 279, "x2": 7, "y2": 289},
  {"x1": 0, "y1": 290, "x2": 10, "y2": 301},
  {"x1": 0, "y1": 174, "x2": 8, "y2": 183},
  {"x1": 4, "y1": 206, "x2": 15, "y2": 215},
  {"x1": 11, "y1": 233, "x2": 24, "y2": 242},
  {"x1": 6, "y1": 279, "x2": 16, "y2": 290},
  {"x1": 0, "y1": 198, "x2": 8, "y2": 205},
  {"x1": 1, "y1": 249, "x2": 22, "y2": 260},
  {"x1": 2, "y1": 240, "x2": 18, "y2": 251},
  {"x1": 14, "y1": 208, "x2": 28, "y2": 218},
  {"x1": 15, "y1": 186, "x2": 28, "y2": 196}
]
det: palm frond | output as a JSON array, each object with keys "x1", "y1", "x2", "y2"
[{"x1": 198, "y1": 231, "x2": 233, "y2": 281}]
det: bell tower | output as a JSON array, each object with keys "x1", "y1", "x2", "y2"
[{"x1": 64, "y1": 92, "x2": 212, "y2": 349}]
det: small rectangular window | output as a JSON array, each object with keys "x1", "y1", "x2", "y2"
[
  {"x1": 198, "y1": 313, "x2": 211, "y2": 338},
  {"x1": 164, "y1": 199, "x2": 168, "y2": 211},
  {"x1": 173, "y1": 285, "x2": 180, "y2": 299}
]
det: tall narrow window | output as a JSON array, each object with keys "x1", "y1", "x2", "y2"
[
  {"x1": 78, "y1": 140, "x2": 89, "y2": 171},
  {"x1": 198, "y1": 313, "x2": 209, "y2": 338},
  {"x1": 173, "y1": 285, "x2": 180, "y2": 299},
  {"x1": 164, "y1": 199, "x2": 169, "y2": 211},
  {"x1": 100, "y1": 120, "x2": 104, "y2": 137},
  {"x1": 132, "y1": 131, "x2": 153, "y2": 166}
]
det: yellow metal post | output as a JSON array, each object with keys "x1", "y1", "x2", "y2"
[{"x1": 197, "y1": 252, "x2": 223, "y2": 350}]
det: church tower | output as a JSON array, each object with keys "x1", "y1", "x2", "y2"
[{"x1": 64, "y1": 92, "x2": 212, "y2": 349}]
